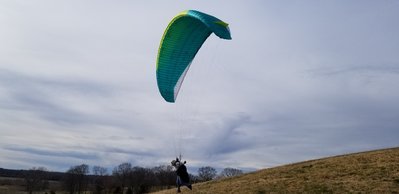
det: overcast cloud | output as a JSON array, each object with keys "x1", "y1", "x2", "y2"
[{"x1": 1, "y1": 1, "x2": 398, "y2": 172}]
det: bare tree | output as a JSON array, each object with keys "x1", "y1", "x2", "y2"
[
  {"x1": 129, "y1": 166, "x2": 155, "y2": 194},
  {"x1": 112, "y1": 162, "x2": 132, "y2": 193},
  {"x1": 64, "y1": 164, "x2": 89, "y2": 194},
  {"x1": 152, "y1": 165, "x2": 175, "y2": 189},
  {"x1": 23, "y1": 167, "x2": 49, "y2": 194},
  {"x1": 93, "y1": 166, "x2": 107, "y2": 176},
  {"x1": 219, "y1": 168, "x2": 243, "y2": 178},
  {"x1": 92, "y1": 166, "x2": 108, "y2": 194},
  {"x1": 198, "y1": 166, "x2": 217, "y2": 181}
]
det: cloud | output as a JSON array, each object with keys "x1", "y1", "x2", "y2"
[
  {"x1": 1, "y1": 1, "x2": 399, "y2": 172},
  {"x1": 0, "y1": 68, "x2": 116, "y2": 126},
  {"x1": 204, "y1": 113, "x2": 254, "y2": 156},
  {"x1": 4, "y1": 146, "x2": 99, "y2": 160},
  {"x1": 308, "y1": 64, "x2": 399, "y2": 77}
]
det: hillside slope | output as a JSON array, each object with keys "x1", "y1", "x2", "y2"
[{"x1": 153, "y1": 147, "x2": 399, "y2": 193}]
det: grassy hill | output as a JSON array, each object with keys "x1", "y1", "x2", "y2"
[{"x1": 153, "y1": 147, "x2": 399, "y2": 194}]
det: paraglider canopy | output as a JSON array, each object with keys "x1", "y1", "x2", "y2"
[{"x1": 156, "y1": 10, "x2": 232, "y2": 103}]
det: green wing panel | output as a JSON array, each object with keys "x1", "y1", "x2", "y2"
[{"x1": 156, "y1": 10, "x2": 231, "y2": 103}]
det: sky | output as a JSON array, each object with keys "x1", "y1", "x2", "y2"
[{"x1": 1, "y1": 0, "x2": 399, "y2": 173}]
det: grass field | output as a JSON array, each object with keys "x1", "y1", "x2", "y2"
[
  {"x1": 0, "y1": 177, "x2": 63, "y2": 194},
  {"x1": 153, "y1": 147, "x2": 399, "y2": 194},
  {"x1": 0, "y1": 177, "x2": 24, "y2": 194},
  {"x1": 1, "y1": 147, "x2": 398, "y2": 194}
]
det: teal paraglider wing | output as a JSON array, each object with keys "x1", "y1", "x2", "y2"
[{"x1": 156, "y1": 10, "x2": 231, "y2": 103}]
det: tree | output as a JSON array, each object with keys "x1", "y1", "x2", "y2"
[
  {"x1": 112, "y1": 162, "x2": 132, "y2": 193},
  {"x1": 92, "y1": 166, "x2": 108, "y2": 194},
  {"x1": 152, "y1": 165, "x2": 175, "y2": 188},
  {"x1": 198, "y1": 166, "x2": 217, "y2": 181},
  {"x1": 23, "y1": 167, "x2": 49, "y2": 194},
  {"x1": 219, "y1": 168, "x2": 243, "y2": 178},
  {"x1": 63, "y1": 164, "x2": 89, "y2": 194},
  {"x1": 93, "y1": 166, "x2": 107, "y2": 176},
  {"x1": 129, "y1": 167, "x2": 155, "y2": 194}
]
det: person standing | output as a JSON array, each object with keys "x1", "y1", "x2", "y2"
[{"x1": 171, "y1": 158, "x2": 192, "y2": 193}]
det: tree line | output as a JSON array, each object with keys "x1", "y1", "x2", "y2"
[{"x1": 1, "y1": 163, "x2": 243, "y2": 194}]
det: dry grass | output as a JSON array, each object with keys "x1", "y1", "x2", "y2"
[
  {"x1": 152, "y1": 147, "x2": 399, "y2": 194},
  {"x1": 0, "y1": 185, "x2": 25, "y2": 194},
  {"x1": 0, "y1": 177, "x2": 25, "y2": 194}
]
